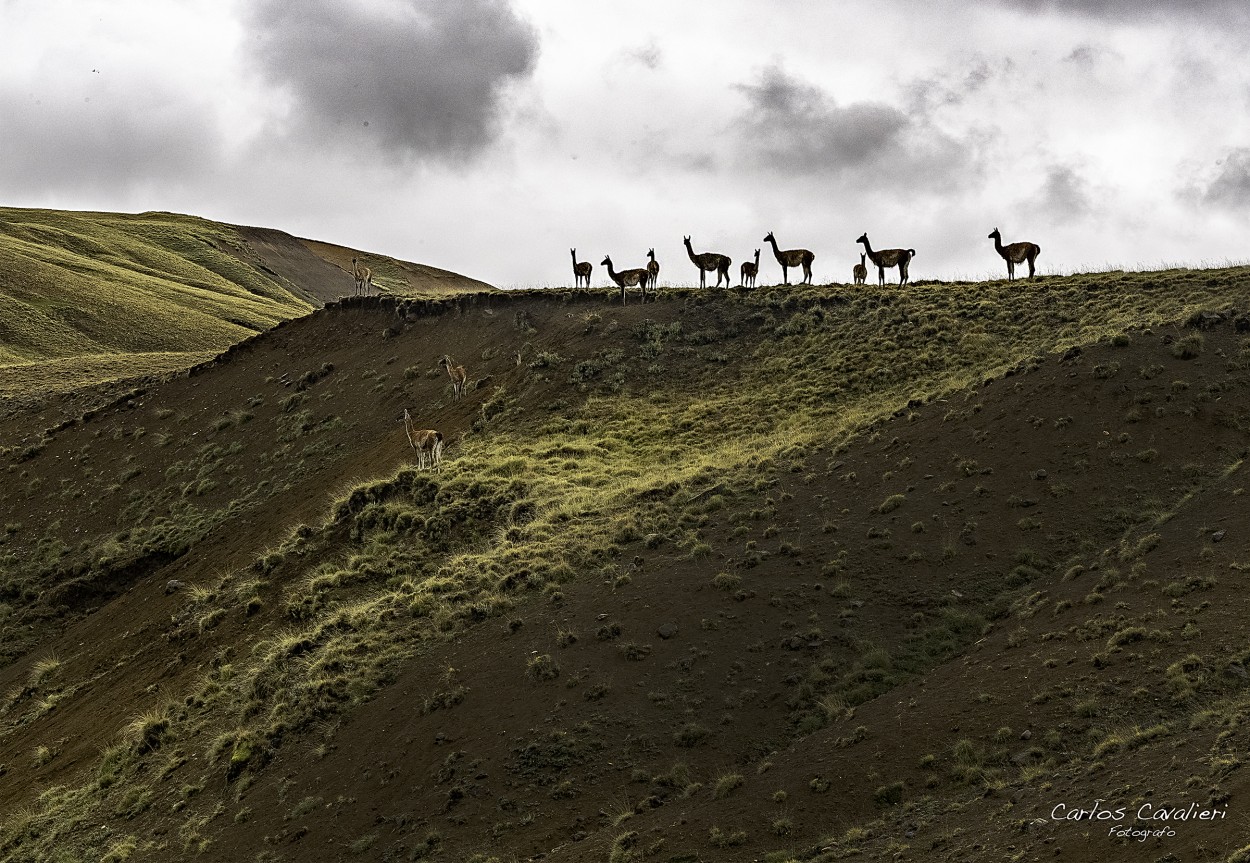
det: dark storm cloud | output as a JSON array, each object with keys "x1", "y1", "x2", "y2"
[
  {"x1": 732, "y1": 64, "x2": 976, "y2": 193},
  {"x1": 0, "y1": 88, "x2": 222, "y2": 196},
  {"x1": 247, "y1": 0, "x2": 539, "y2": 164},
  {"x1": 1201, "y1": 148, "x2": 1250, "y2": 210}
]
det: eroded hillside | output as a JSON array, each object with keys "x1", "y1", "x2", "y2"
[{"x1": 0, "y1": 269, "x2": 1248, "y2": 863}]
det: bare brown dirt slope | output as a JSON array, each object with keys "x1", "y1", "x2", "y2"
[
  {"x1": 0, "y1": 281, "x2": 1248, "y2": 863},
  {"x1": 189, "y1": 319, "x2": 1250, "y2": 863}
]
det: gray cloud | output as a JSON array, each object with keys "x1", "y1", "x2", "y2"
[
  {"x1": 1201, "y1": 148, "x2": 1250, "y2": 210},
  {"x1": 247, "y1": 0, "x2": 540, "y2": 164},
  {"x1": 0, "y1": 86, "x2": 222, "y2": 197},
  {"x1": 1063, "y1": 42, "x2": 1123, "y2": 67},
  {"x1": 733, "y1": 64, "x2": 977, "y2": 193},
  {"x1": 963, "y1": 61, "x2": 995, "y2": 94},
  {"x1": 1036, "y1": 165, "x2": 1093, "y2": 221},
  {"x1": 906, "y1": 57, "x2": 1015, "y2": 113},
  {"x1": 995, "y1": 0, "x2": 1247, "y2": 20},
  {"x1": 625, "y1": 41, "x2": 662, "y2": 71}
]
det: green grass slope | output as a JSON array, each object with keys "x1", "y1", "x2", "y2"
[
  {"x1": 0, "y1": 268, "x2": 1247, "y2": 863},
  {"x1": 0, "y1": 208, "x2": 493, "y2": 397},
  {"x1": 0, "y1": 209, "x2": 312, "y2": 369}
]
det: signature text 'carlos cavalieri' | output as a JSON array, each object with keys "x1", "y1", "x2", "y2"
[{"x1": 1051, "y1": 799, "x2": 1228, "y2": 840}]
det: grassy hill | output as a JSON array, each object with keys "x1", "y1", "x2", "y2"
[
  {"x1": 0, "y1": 267, "x2": 1248, "y2": 863},
  {"x1": 0, "y1": 208, "x2": 493, "y2": 397}
]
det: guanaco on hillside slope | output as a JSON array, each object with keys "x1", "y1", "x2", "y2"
[{"x1": 1, "y1": 250, "x2": 1249, "y2": 863}]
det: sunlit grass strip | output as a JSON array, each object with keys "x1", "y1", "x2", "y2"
[{"x1": 0, "y1": 351, "x2": 220, "y2": 396}]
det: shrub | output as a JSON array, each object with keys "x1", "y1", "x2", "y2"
[
  {"x1": 1172, "y1": 333, "x2": 1203, "y2": 359},
  {"x1": 873, "y1": 781, "x2": 904, "y2": 807},
  {"x1": 877, "y1": 494, "x2": 906, "y2": 514},
  {"x1": 708, "y1": 827, "x2": 747, "y2": 848},
  {"x1": 528, "y1": 352, "x2": 564, "y2": 369},
  {"x1": 526, "y1": 654, "x2": 560, "y2": 682},
  {"x1": 674, "y1": 723, "x2": 709, "y2": 748},
  {"x1": 618, "y1": 642, "x2": 651, "y2": 661},
  {"x1": 713, "y1": 773, "x2": 744, "y2": 799}
]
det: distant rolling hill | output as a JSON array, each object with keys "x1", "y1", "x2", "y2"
[{"x1": 0, "y1": 207, "x2": 493, "y2": 395}]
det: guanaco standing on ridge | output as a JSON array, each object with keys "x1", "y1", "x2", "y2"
[
  {"x1": 646, "y1": 249, "x2": 660, "y2": 290},
  {"x1": 683, "y1": 236, "x2": 731, "y2": 288},
  {"x1": 763, "y1": 232, "x2": 815, "y2": 285},
  {"x1": 988, "y1": 228, "x2": 1041, "y2": 280},
  {"x1": 402, "y1": 409, "x2": 444, "y2": 471},
  {"x1": 853, "y1": 253, "x2": 868, "y2": 285},
  {"x1": 351, "y1": 257, "x2": 372, "y2": 296},
  {"x1": 571, "y1": 248, "x2": 592, "y2": 288},
  {"x1": 438, "y1": 356, "x2": 468, "y2": 401},
  {"x1": 601, "y1": 255, "x2": 650, "y2": 306},
  {"x1": 856, "y1": 233, "x2": 916, "y2": 286},
  {"x1": 740, "y1": 249, "x2": 760, "y2": 288}
]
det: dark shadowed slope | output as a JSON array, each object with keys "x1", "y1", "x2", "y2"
[{"x1": 0, "y1": 269, "x2": 1248, "y2": 863}]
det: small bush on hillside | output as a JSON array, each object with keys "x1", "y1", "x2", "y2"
[
  {"x1": 609, "y1": 831, "x2": 639, "y2": 863},
  {"x1": 674, "y1": 723, "x2": 709, "y2": 747},
  {"x1": 570, "y1": 349, "x2": 625, "y2": 383},
  {"x1": 528, "y1": 352, "x2": 564, "y2": 369},
  {"x1": 1172, "y1": 333, "x2": 1203, "y2": 359},
  {"x1": 527, "y1": 654, "x2": 559, "y2": 682},
  {"x1": 877, "y1": 494, "x2": 905, "y2": 514},
  {"x1": 873, "y1": 781, "x2": 904, "y2": 807},
  {"x1": 708, "y1": 826, "x2": 747, "y2": 848},
  {"x1": 712, "y1": 772, "x2": 744, "y2": 799}
]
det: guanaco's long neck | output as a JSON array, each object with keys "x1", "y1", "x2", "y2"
[
  {"x1": 684, "y1": 240, "x2": 698, "y2": 264},
  {"x1": 860, "y1": 238, "x2": 875, "y2": 261},
  {"x1": 992, "y1": 234, "x2": 1006, "y2": 256},
  {"x1": 766, "y1": 236, "x2": 781, "y2": 260}
]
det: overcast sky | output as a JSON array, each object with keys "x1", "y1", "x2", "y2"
[{"x1": 2, "y1": 0, "x2": 1249, "y2": 287}]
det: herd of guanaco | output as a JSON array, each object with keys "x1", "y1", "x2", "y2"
[
  {"x1": 351, "y1": 228, "x2": 1038, "y2": 307},
  {"x1": 572, "y1": 228, "x2": 1040, "y2": 302}
]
